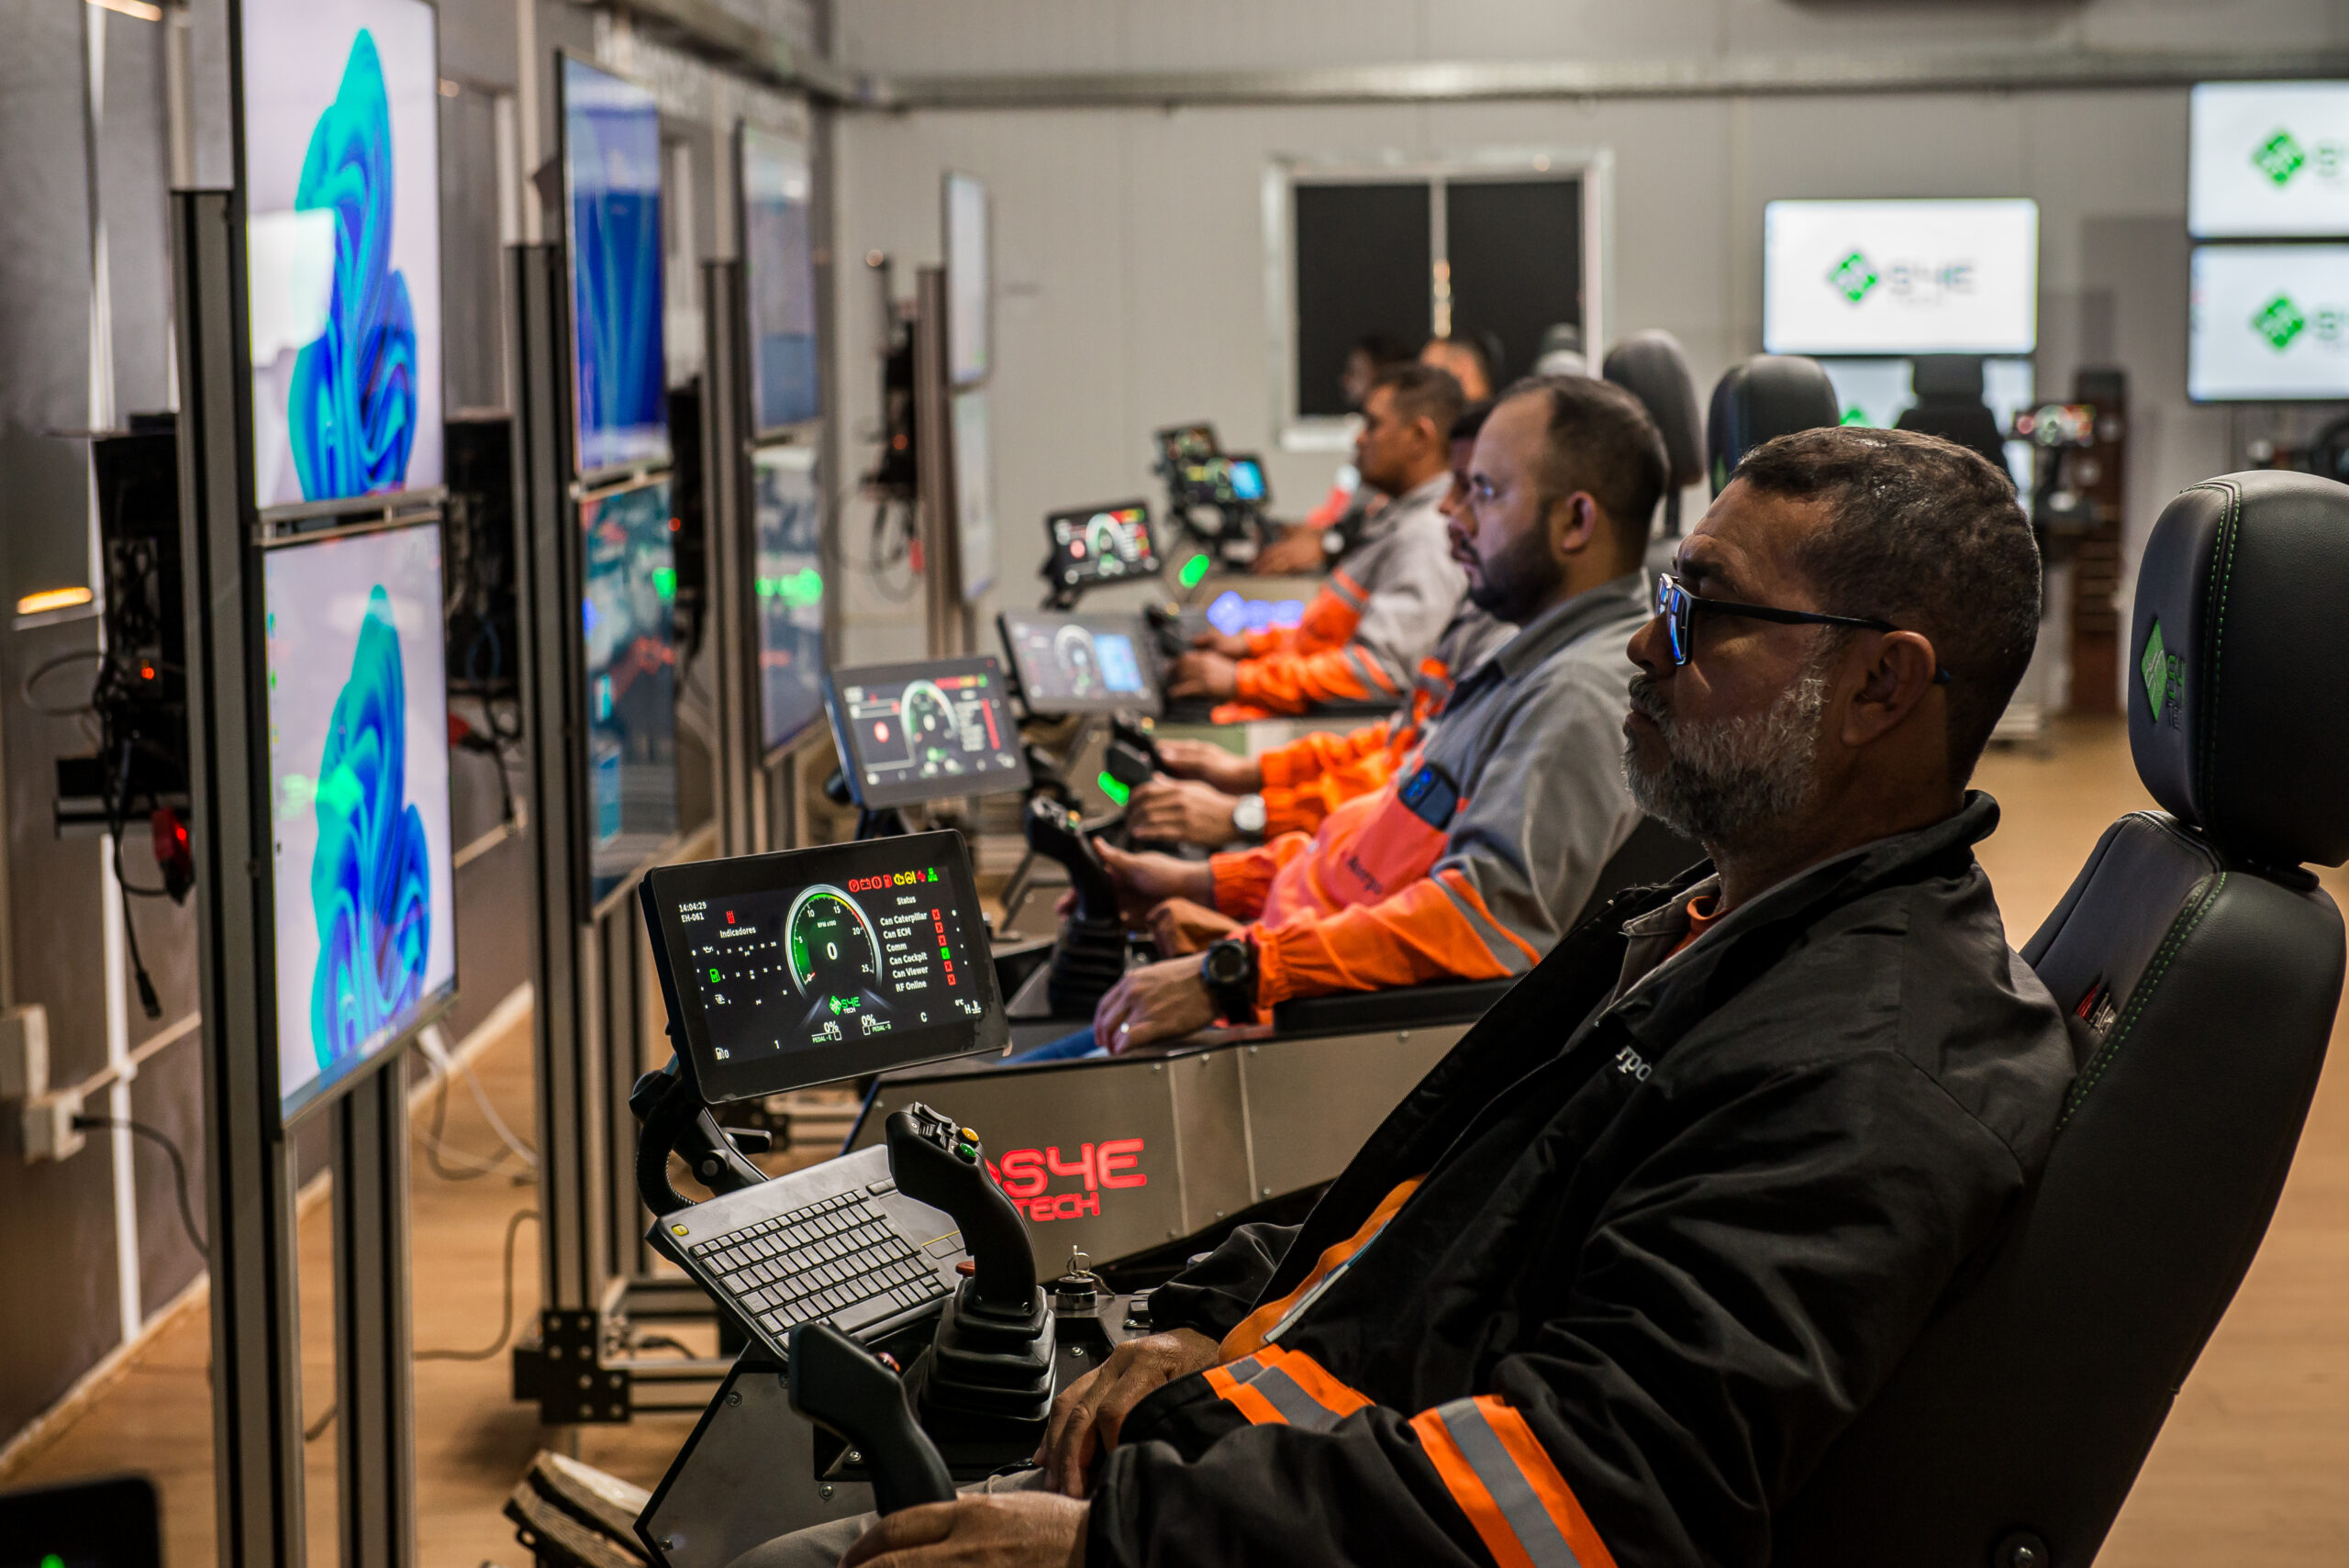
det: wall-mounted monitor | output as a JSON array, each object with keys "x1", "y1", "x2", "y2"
[
  {"x1": 2191, "y1": 82, "x2": 2349, "y2": 239},
  {"x1": 240, "y1": 0, "x2": 444, "y2": 515},
  {"x1": 741, "y1": 124, "x2": 820, "y2": 435},
  {"x1": 2189, "y1": 243, "x2": 2349, "y2": 402},
  {"x1": 264, "y1": 522, "x2": 456, "y2": 1122},
  {"x1": 753, "y1": 445, "x2": 826, "y2": 756},
  {"x1": 562, "y1": 57, "x2": 669, "y2": 478},
  {"x1": 943, "y1": 172, "x2": 990, "y2": 386},
  {"x1": 582, "y1": 478, "x2": 680, "y2": 898},
  {"x1": 1764, "y1": 199, "x2": 2039, "y2": 356}
]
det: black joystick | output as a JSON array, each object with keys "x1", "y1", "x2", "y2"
[
  {"x1": 1023, "y1": 798, "x2": 1130, "y2": 1017},
  {"x1": 1144, "y1": 602, "x2": 1188, "y2": 662},
  {"x1": 785, "y1": 1322, "x2": 955, "y2": 1515},
  {"x1": 886, "y1": 1106, "x2": 1056, "y2": 1442}
]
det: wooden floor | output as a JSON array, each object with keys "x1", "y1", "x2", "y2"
[{"x1": 5, "y1": 717, "x2": 2347, "y2": 1564}]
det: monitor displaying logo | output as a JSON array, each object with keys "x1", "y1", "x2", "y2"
[
  {"x1": 2254, "y1": 128, "x2": 2309, "y2": 187},
  {"x1": 1827, "y1": 250, "x2": 1879, "y2": 305},
  {"x1": 2254, "y1": 293, "x2": 2309, "y2": 350}
]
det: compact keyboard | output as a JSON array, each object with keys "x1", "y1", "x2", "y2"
[{"x1": 651, "y1": 1143, "x2": 967, "y2": 1357}]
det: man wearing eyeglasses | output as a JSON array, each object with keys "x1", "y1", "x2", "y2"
[
  {"x1": 1013, "y1": 376, "x2": 1662, "y2": 1058},
  {"x1": 756, "y1": 425, "x2": 2069, "y2": 1568}
]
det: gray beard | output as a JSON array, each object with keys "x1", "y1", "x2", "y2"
[{"x1": 1621, "y1": 664, "x2": 1830, "y2": 851}]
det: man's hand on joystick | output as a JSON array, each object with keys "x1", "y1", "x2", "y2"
[
  {"x1": 1166, "y1": 649, "x2": 1240, "y2": 700},
  {"x1": 1148, "y1": 898, "x2": 1240, "y2": 957},
  {"x1": 1150, "y1": 739, "x2": 1262, "y2": 795},
  {"x1": 1093, "y1": 841, "x2": 1211, "y2": 928},
  {"x1": 1037, "y1": 1329, "x2": 1222, "y2": 1498},
  {"x1": 1125, "y1": 778, "x2": 1241, "y2": 847},
  {"x1": 841, "y1": 1491, "x2": 1088, "y2": 1568}
]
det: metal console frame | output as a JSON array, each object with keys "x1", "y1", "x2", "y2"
[{"x1": 175, "y1": 189, "x2": 422, "y2": 1567}]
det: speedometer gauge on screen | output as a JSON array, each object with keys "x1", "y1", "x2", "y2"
[
  {"x1": 1045, "y1": 499, "x2": 1159, "y2": 592},
  {"x1": 643, "y1": 832, "x2": 1008, "y2": 1101},
  {"x1": 822, "y1": 655, "x2": 1031, "y2": 810}
]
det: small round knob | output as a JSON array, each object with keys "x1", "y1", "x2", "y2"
[{"x1": 1994, "y1": 1530, "x2": 2051, "y2": 1568}]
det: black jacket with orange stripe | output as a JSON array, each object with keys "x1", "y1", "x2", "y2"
[{"x1": 1085, "y1": 795, "x2": 2076, "y2": 1568}]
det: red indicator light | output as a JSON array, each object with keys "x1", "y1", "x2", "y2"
[
  {"x1": 874, "y1": 721, "x2": 888, "y2": 742},
  {"x1": 727, "y1": 911, "x2": 736, "y2": 924}
]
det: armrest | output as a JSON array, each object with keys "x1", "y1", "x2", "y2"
[{"x1": 1269, "y1": 976, "x2": 1516, "y2": 1038}]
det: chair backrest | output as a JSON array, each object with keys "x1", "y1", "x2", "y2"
[
  {"x1": 1705, "y1": 353, "x2": 1840, "y2": 495},
  {"x1": 1895, "y1": 353, "x2": 2010, "y2": 472},
  {"x1": 1775, "y1": 470, "x2": 2349, "y2": 1566},
  {"x1": 1603, "y1": 330, "x2": 1704, "y2": 495}
]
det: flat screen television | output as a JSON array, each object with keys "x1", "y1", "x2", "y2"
[
  {"x1": 562, "y1": 57, "x2": 670, "y2": 477},
  {"x1": 753, "y1": 444, "x2": 826, "y2": 756},
  {"x1": 1763, "y1": 199, "x2": 2039, "y2": 357},
  {"x1": 741, "y1": 124, "x2": 821, "y2": 435},
  {"x1": 2188, "y1": 243, "x2": 2349, "y2": 402},
  {"x1": 2191, "y1": 82, "x2": 2349, "y2": 239},
  {"x1": 239, "y1": 0, "x2": 443, "y2": 514},
  {"x1": 263, "y1": 521, "x2": 456, "y2": 1122},
  {"x1": 583, "y1": 478, "x2": 680, "y2": 899},
  {"x1": 944, "y1": 172, "x2": 990, "y2": 387}
]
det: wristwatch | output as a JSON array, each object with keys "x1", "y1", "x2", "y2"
[
  {"x1": 1230, "y1": 792, "x2": 1267, "y2": 838},
  {"x1": 1200, "y1": 936, "x2": 1260, "y2": 1022}
]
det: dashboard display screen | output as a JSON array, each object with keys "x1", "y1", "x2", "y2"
[
  {"x1": 1170, "y1": 454, "x2": 1270, "y2": 510},
  {"x1": 823, "y1": 655, "x2": 1030, "y2": 809},
  {"x1": 643, "y1": 832, "x2": 1007, "y2": 1102},
  {"x1": 998, "y1": 611, "x2": 1161, "y2": 717},
  {"x1": 1046, "y1": 499, "x2": 1158, "y2": 590}
]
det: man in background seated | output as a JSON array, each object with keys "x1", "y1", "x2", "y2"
[
  {"x1": 1033, "y1": 376, "x2": 1664, "y2": 1056},
  {"x1": 1168, "y1": 364, "x2": 1465, "y2": 718},
  {"x1": 1256, "y1": 333, "x2": 1424, "y2": 575},
  {"x1": 1420, "y1": 328, "x2": 1499, "y2": 400},
  {"x1": 748, "y1": 428, "x2": 2068, "y2": 1568},
  {"x1": 1129, "y1": 400, "x2": 1514, "y2": 847}
]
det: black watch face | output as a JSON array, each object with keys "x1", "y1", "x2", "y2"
[{"x1": 1207, "y1": 942, "x2": 1246, "y2": 984}]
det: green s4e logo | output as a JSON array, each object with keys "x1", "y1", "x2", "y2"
[
  {"x1": 1826, "y1": 250, "x2": 1879, "y2": 305},
  {"x1": 2254, "y1": 128, "x2": 2307, "y2": 187},
  {"x1": 2142, "y1": 617, "x2": 2183, "y2": 728}
]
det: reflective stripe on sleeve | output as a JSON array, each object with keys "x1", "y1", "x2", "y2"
[
  {"x1": 1221, "y1": 1177, "x2": 1422, "y2": 1358},
  {"x1": 1408, "y1": 1396, "x2": 1620, "y2": 1568},
  {"x1": 1203, "y1": 1347, "x2": 1374, "y2": 1430}
]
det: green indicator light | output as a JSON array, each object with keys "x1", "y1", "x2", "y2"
[
  {"x1": 940, "y1": 945, "x2": 950, "y2": 958},
  {"x1": 709, "y1": 968, "x2": 721, "y2": 982},
  {"x1": 1097, "y1": 771, "x2": 1131, "y2": 806},
  {"x1": 1179, "y1": 553, "x2": 1211, "y2": 588},
  {"x1": 45, "y1": 1555, "x2": 66, "y2": 1568},
  {"x1": 652, "y1": 567, "x2": 678, "y2": 602},
  {"x1": 777, "y1": 567, "x2": 824, "y2": 607}
]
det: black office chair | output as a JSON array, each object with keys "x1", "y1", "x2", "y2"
[
  {"x1": 1897, "y1": 353, "x2": 2011, "y2": 473},
  {"x1": 1706, "y1": 353, "x2": 1841, "y2": 495},
  {"x1": 1776, "y1": 469, "x2": 2349, "y2": 1565},
  {"x1": 1603, "y1": 330, "x2": 1704, "y2": 536}
]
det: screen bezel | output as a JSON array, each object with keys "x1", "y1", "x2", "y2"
[
  {"x1": 1044, "y1": 498, "x2": 1160, "y2": 591},
  {"x1": 996, "y1": 609, "x2": 1165, "y2": 717},
  {"x1": 641, "y1": 832, "x2": 1008, "y2": 1104},
  {"x1": 231, "y1": 0, "x2": 450, "y2": 526},
  {"x1": 559, "y1": 52, "x2": 673, "y2": 484},
  {"x1": 260, "y1": 515, "x2": 461, "y2": 1129},
  {"x1": 821, "y1": 654, "x2": 1033, "y2": 809},
  {"x1": 739, "y1": 121, "x2": 823, "y2": 440}
]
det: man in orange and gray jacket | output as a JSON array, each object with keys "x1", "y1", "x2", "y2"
[
  {"x1": 1131, "y1": 400, "x2": 1515, "y2": 847},
  {"x1": 1055, "y1": 375, "x2": 1666, "y2": 1053},
  {"x1": 1168, "y1": 363, "x2": 1471, "y2": 720}
]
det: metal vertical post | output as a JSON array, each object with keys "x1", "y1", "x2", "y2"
[
  {"x1": 510, "y1": 239, "x2": 600, "y2": 1316},
  {"x1": 332, "y1": 1071, "x2": 417, "y2": 1568},
  {"x1": 173, "y1": 185, "x2": 308, "y2": 1567},
  {"x1": 702, "y1": 258, "x2": 760, "y2": 859},
  {"x1": 912, "y1": 267, "x2": 969, "y2": 657}
]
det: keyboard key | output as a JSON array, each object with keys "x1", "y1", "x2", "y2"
[
  {"x1": 833, "y1": 1296, "x2": 894, "y2": 1334},
  {"x1": 867, "y1": 1179, "x2": 896, "y2": 1195}
]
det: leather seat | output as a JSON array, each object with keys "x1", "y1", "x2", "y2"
[
  {"x1": 1602, "y1": 330, "x2": 1704, "y2": 534},
  {"x1": 1705, "y1": 353, "x2": 1841, "y2": 495},
  {"x1": 1896, "y1": 354, "x2": 2011, "y2": 473},
  {"x1": 1776, "y1": 469, "x2": 2349, "y2": 1565}
]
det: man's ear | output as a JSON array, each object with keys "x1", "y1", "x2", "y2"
[
  {"x1": 1840, "y1": 629, "x2": 1943, "y2": 747},
  {"x1": 1549, "y1": 492, "x2": 1601, "y2": 559}
]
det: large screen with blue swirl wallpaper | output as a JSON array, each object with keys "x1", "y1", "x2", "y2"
[
  {"x1": 584, "y1": 479, "x2": 680, "y2": 899},
  {"x1": 563, "y1": 58, "x2": 670, "y2": 476},
  {"x1": 241, "y1": 0, "x2": 442, "y2": 512},
  {"x1": 265, "y1": 525, "x2": 457, "y2": 1121}
]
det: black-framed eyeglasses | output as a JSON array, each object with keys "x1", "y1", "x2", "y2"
[{"x1": 1654, "y1": 573, "x2": 1953, "y2": 684}]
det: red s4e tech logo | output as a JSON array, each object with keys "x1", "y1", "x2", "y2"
[{"x1": 986, "y1": 1139, "x2": 1147, "y2": 1222}]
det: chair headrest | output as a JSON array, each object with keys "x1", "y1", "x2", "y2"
[
  {"x1": 1706, "y1": 354, "x2": 1841, "y2": 495},
  {"x1": 2132, "y1": 470, "x2": 2349, "y2": 868},
  {"x1": 1910, "y1": 354, "x2": 1987, "y2": 402},
  {"x1": 1602, "y1": 330, "x2": 1703, "y2": 490}
]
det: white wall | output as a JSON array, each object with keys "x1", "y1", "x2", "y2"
[{"x1": 824, "y1": 1, "x2": 2344, "y2": 690}]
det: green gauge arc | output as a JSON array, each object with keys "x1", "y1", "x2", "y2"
[{"x1": 783, "y1": 884, "x2": 885, "y2": 995}]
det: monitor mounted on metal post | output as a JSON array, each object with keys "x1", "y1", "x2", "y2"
[
  {"x1": 561, "y1": 56, "x2": 670, "y2": 479},
  {"x1": 997, "y1": 610, "x2": 1163, "y2": 717},
  {"x1": 1045, "y1": 499, "x2": 1159, "y2": 593},
  {"x1": 741, "y1": 124, "x2": 821, "y2": 436},
  {"x1": 641, "y1": 832, "x2": 1008, "y2": 1104},
  {"x1": 263, "y1": 520, "x2": 458, "y2": 1124}
]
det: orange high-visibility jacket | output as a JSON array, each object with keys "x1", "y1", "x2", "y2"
[
  {"x1": 1217, "y1": 473, "x2": 1463, "y2": 717},
  {"x1": 1207, "y1": 577, "x2": 1649, "y2": 1008}
]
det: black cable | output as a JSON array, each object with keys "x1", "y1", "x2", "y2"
[
  {"x1": 414, "y1": 1208, "x2": 538, "y2": 1362},
  {"x1": 304, "y1": 1403, "x2": 338, "y2": 1443},
  {"x1": 631, "y1": 1333, "x2": 696, "y2": 1358},
  {"x1": 74, "y1": 1114, "x2": 206, "y2": 1258}
]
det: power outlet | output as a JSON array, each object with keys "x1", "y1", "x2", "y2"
[
  {"x1": 22, "y1": 1087, "x2": 85, "y2": 1163},
  {"x1": 0, "y1": 1004, "x2": 49, "y2": 1100}
]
